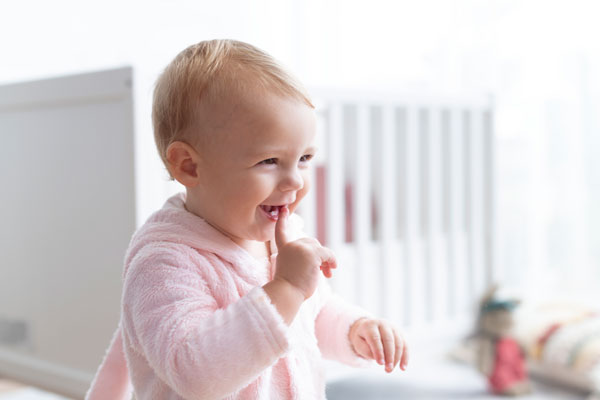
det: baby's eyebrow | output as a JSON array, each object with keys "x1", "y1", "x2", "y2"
[{"x1": 249, "y1": 146, "x2": 317, "y2": 158}]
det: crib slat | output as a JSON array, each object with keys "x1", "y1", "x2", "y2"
[
  {"x1": 300, "y1": 112, "x2": 324, "y2": 238},
  {"x1": 467, "y1": 109, "x2": 486, "y2": 303},
  {"x1": 405, "y1": 105, "x2": 425, "y2": 328},
  {"x1": 483, "y1": 110, "x2": 497, "y2": 284},
  {"x1": 355, "y1": 104, "x2": 370, "y2": 244},
  {"x1": 354, "y1": 104, "x2": 378, "y2": 313},
  {"x1": 441, "y1": 109, "x2": 452, "y2": 316},
  {"x1": 427, "y1": 107, "x2": 449, "y2": 325},
  {"x1": 396, "y1": 108, "x2": 410, "y2": 327},
  {"x1": 326, "y1": 103, "x2": 345, "y2": 248},
  {"x1": 378, "y1": 105, "x2": 401, "y2": 323},
  {"x1": 449, "y1": 107, "x2": 468, "y2": 316},
  {"x1": 326, "y1": 103, "x2": 350, "y2": 298}
]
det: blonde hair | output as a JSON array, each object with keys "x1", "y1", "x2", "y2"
[{"x1": 152, "y1": 39, "x2": 314, "y2": 178}]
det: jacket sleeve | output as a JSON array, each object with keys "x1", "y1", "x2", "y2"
[
  {"x1": 84, "y1": 322, "x2": 133, "y2": 400},
  {"x1": 122, "y1": 244, "x2": 290, "y2": 399},
  {"x1": 313, "y1": 278, "x2": 372, "y2": 366}
]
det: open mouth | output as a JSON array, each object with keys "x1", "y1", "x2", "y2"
[{"x1": 259, "y1": 205, "x2": 285, "y2": 221}]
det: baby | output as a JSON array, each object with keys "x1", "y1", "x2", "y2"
[{"x1": 86, "y1": 39, "x2": 408, "y2": 400}]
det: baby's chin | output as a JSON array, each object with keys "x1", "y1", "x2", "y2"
[
  {"x1": 258, "y1": 230, "x2": 276, "y2": 243},
  {"x1": 245, "y1": 227, "x2": 275, "y2": 244}
]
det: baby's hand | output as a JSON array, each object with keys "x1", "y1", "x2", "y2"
[
  {"x1": 349, "y1": 318, "x2": 409, "y2": 373},
  {"x1": 273, "y1": 206, "x2": 337, "y2": 300}
]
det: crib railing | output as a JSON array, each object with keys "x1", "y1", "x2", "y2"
[{"x1": 298, "y1": 88, "x2": 495, "y2": 333}]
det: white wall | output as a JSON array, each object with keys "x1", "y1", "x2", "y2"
[{"x1": 1, "y1": 0, "x2": 599, "y2": 304}]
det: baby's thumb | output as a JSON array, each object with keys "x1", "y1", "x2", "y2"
[{"x1": 275, "y1": 206, "x2": 290, "y2": 248}]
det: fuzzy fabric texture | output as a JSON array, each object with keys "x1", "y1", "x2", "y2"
[{"x1": 85, "y1": 193, "x2": 369, "y2": 400}]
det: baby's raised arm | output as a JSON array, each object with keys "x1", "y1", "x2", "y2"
[
  {"x1": 263, "y1": 206, "x2": 337, "y2": 324},
  {"x1": 123, "y1": 248, "x2": 290, "y2": 399}
]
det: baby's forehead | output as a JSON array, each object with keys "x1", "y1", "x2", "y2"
[
  {"x1": 188, "y1": 102, "x2": 258, "y2": 159},
  {"x1": 202, "y1": 87, "x2": 299, "y2": 134},
  {"x1": 191, "y1": 73, "x2": 315, "y2": 152}
]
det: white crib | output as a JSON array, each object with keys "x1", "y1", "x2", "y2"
[{"x1": 298, "y1": 88, "x2": 496, "y2": 336}]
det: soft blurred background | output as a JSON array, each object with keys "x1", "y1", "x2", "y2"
[{"x1": 1, "y1": 0, "x2": 599, "y2": 399}]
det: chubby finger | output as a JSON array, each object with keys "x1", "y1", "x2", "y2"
[
  {"x1": 320, "y1": 263, "x2": 332, "y2": 278},
  {"x1": 274, "y1": 206, "x2": 290, "y2": 248},
  {"x1": 400, "y1": 336, "x2": 409, "y2": 370},
  {"x1": 319, "y1": 248, "x2": 337, "y2": 278},
  {"x1": 379, "y1": 324, "x2": 396, "y2": 372},
  {"x1": 392, "y1": 328, "x2": 406, "y2": 370},
  {"x1": 364, "y1": 324, "x2": 385, "y2": 365},
  {"x1": 392, "y1": 328, "x2": 402, "y2": 370},
  {"x1": 317, "y1": 246, "x2": 337, "y2": 270}
]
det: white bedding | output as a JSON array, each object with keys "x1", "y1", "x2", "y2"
[{"x1": 326, "y1": 339, "x2": 590, "y2": 400}]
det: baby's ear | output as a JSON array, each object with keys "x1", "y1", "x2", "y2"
[{"x1": 166, "y1": 141, "x2": 200, "y2": 187}]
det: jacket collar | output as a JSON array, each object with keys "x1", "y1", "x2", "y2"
[{"x1": 124, "y1": 192, "x2": 304, "y2": 278}]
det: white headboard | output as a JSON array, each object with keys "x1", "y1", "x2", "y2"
[{"x1": 0, "y1": 67, "x2": 135, "y2": 397}]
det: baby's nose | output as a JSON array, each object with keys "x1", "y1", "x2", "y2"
[{"x1": 279, "y1": 169, "x2": 303, "y2": 191}]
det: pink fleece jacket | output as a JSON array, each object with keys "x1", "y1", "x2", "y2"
[{"x1": 85, "y1": 193, "x2": 369, "y2": 400}]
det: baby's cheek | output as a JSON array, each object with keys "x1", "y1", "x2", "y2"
[{"x1": 289, "y1": 176, "x2": 311, "y2": 214}]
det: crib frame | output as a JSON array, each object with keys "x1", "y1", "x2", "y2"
[{"x1": 299, "y1": 88, "x2": 496, "y2": 335}]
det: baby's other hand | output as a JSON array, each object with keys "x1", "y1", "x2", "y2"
[{"x1": 349, "y1": 318, "x2": 409, "y2": 373}]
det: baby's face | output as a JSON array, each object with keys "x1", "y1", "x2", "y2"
[{"x1": 189, "y1": 91, "x2": 316, "y2": 248}]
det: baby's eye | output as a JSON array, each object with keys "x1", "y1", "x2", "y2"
[
  {"x1": 300, "y1": 154, "x2": 313, "y2": 163},
  {"x1": 259, "y1": 158, "x2": 277, "y2": 165}
]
